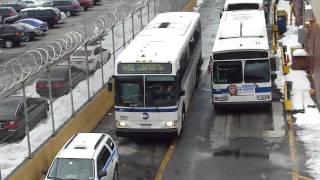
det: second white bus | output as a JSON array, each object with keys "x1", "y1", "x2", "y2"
[
  {"x1": 111, "y1": 12, "x2": 202, "y2": 137},
  {"x1": 210, "y1": 10, "x2": 272, "y2": 109}
]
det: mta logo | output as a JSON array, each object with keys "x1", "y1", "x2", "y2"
[{"x1": 142, "y1": 112, "x2": 149, "y2": 120}]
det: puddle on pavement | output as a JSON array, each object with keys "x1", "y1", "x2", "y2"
[{"x1": 213, "y1": 148, "x2": 269, "y2": 159}]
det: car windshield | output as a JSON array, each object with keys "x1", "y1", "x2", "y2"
[
  {"x1": 145, "y1": 76, "x2": 177, "y2": 107},
  {"x1": 47, "y1": 158, "x2": 94, "y2": 180},
  {"x1": 17, "y1": 22, "x2": 34, "y2": 29},
  {"x1": 115, "y1": 76, "x2": 144, "y2": 107},
  {"x1": 244, "y1": 59, "x2": 270, "y2": 83},
  {"x1": 72, "y1": 49, "x2": 92, "y2": 57},
  {"x1": 0, "y1": 99, "x2": 19, "y2": 120},
  {"x1": 212, "y1": 61, "x2": 242, "y2": 84}
]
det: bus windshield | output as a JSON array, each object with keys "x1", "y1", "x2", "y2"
[
  {"x1": 212, "y1": 61, "x2": 242, "y2": 84},
  {"x1": 115, "y1": 76, "x2": 144, "y2": 107},
  {"x1": 145, "y1": 76, "x2": 177, "y2": 107},
  {"x1": 244, "y1": 59, "x2": 270, "y2": 83}
]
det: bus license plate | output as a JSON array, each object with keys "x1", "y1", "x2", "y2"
[{"x1": 140, "y1": 123, "x2": 152, "y2": 127}]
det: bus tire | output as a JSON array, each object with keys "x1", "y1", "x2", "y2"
[
  {"x1": 195, "y1": 68, "x2": 200, "y2": 88},
  {"x1": 179, "y1": 105, "x2": 186, "y2": 135}
]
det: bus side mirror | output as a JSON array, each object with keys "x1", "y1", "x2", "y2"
[
  {"x1": 107, "y1": 82, "x2": 113, "y2": 91},
  {"x1": 98, "y1": 170, "x2": 108, "y2": 178},
  {"x1": 220, "y1": 12, "x2": 222, "y2": 18},
  {"x1": 107, "y1": 76, "x2": 113, "y2": 91},
  {"x1": 179, "y1": 89, "x2": 185, "y2": 96}
]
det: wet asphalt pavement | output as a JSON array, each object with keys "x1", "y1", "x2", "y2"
[{"x1": 93, "y1": 0, "x2": 311, "y2": 179}]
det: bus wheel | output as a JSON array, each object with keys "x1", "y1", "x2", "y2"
[{"x1": 180, "y1": 106, "x2": 186, "y2": 135}]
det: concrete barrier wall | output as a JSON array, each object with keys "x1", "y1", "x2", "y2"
[
  {"x1": 7, "y1": 89, "x2": 114, "y2": 180},
  {"x1": 6, "y1": 0, "x2": 197, "y2": 179},
  {"x1": 181, "y1": 0, "x2": 197, "y2": 12}
]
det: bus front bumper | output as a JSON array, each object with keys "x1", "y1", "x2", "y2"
[{"x1": 115, "y1": 128, "x2": 178, "y2": 138}]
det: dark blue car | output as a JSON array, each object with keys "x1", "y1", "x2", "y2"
[{"x1": 14, "y1": 18, "x2": 48, "y2": 33}]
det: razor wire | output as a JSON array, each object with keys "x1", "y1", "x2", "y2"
[{"x1": 0, "y1": 0, "x2": 151, "y2": 98}]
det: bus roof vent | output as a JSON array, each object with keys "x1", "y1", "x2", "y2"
[{"x1": 158, "y1": 22, "x2": 170, "y2": 28}]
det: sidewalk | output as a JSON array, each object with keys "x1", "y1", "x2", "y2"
[{"x1": 273, "y1": 0, "x2": 320, "y2": 179}]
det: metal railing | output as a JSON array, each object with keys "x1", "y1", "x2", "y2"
[{"x1": 0, "y1": 0, "x2": 157, "y2": 178}]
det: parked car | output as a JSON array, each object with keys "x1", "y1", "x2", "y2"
[
  {"x1": 14, "y1": 18, "x2": 49, "y2": 33},
  {"x1": 42, "y1": 0, "x2": 81, "y2": 17},
  {"x1": 0, "y1": 2, "x2": 29, "y2": 13},
  {"x1": 0, "y1": 7, "x2": 17, "y2": 19},
  {"x1": 0, "y1": 24, "x2": 27, "y2": 48},
  {"x1": 70, "y1": 44, "x2": 111, "y2": 72},
  {"x1": 78, "y1": 0, "x2": 92, "y2": 11},
  {"x1": 4, "y1": 7, "x2": 61, "y2": 28},
  {"x1": 43, "y1": 133, "x2": 119, "y2": 180},
  {"x1": 36, "y1": 65, "x2": 86, "y2": 97},
  {"x1": 0, "y1": 96, "x2": 48, "y2": 143},
  {"x1": 15, "y1": 22, "x2": 43, "y2": 41}
]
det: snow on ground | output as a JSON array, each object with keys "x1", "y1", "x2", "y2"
[{"x1": 275, "y1": 0, "x2": 320, "y2": 178}]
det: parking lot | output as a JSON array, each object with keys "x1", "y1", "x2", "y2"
[{"x1": 0, "y1": 0, "x2": 142, "y2": 63}]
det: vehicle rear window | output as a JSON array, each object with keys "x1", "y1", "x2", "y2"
[
  {"x1": 0, "y1": 100, "x2": 19, "y2": 119},
  {"x1": 39, "y1": 67, "x2": 68, "y2": 80},
  {"x1": 0, "y1": 8, "x2": 10, "y2": 13}
]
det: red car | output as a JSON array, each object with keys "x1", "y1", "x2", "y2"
[{"x1": 78, "y1": 0, "x2": 92, "y2": 11}]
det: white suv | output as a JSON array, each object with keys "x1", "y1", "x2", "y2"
[
  {"x1": 44, "y1": 133, "x2": 119, "y2": 180},
  {"x1": 70, "y1": 45, "x2": 111, "y2": 72}
]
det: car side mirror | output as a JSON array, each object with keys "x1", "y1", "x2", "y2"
[
  {"x1": 98, "y1": 170, "x2": 108, "y2": 178},
  {"x1": 41, "y1": 169, "x2": 48, "y2": 175},
  {"x1": 179, "y1": 89, "x2": 185, "y2": 96}
]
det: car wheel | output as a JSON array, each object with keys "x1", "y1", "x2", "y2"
[
  {"x1": 65, "y1": 11, "x2": 71, "y2": 17},
  {"x1": 84, "y1": 6, "x2": 88, "y2": 11},
  {"x1": 4, "y1": 39, "x2": 14, "y2": 48},
  {"x1": 112, "y1": 165, "x2": 119, "y2": 180}
]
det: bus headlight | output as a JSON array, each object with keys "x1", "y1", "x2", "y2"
[
  {"x1": 165, "y1": 120, "x2": 178, "y2": 127},
  {"x1": 257, "y1": 95, "x2": 270, "y2": 100},
  {"x1": 215, "y1": 96, "x2": 228, "y2": 101},
  {"x1": 118, "y1": 121, "x2": 127, "y2": 127}
]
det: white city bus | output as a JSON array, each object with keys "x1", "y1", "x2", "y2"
[
  {"x1": 223, "y1": 0, "x2": 265, "y2": 11},
  {"x1": 210, "y1": 10, "x2": 271, "y2": 110},
  {"x1": 111, "y1": 12, "x2": 202, "y2": 137}
]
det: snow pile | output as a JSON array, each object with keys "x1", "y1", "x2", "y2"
[
  {"x1": 292, "y1": 48, "x2": 308, "y2": 56},
  {"x1": 275, "y1": 0, "x2": 320, "y2": 178}
]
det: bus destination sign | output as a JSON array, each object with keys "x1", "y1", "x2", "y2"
[{"x1": 118, "y1": 63, "x2": 172, "y2": 74}]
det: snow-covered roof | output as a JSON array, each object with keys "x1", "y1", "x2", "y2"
[
  {"x1": 115, "y1": 12, "x2": 200, "y2": 74},
  {"x1": 224, "y1": 0, "x2": 264, "y2": 10},
  {"x1": 212, "y1": 10, "x2": 269, "y2": 53}
]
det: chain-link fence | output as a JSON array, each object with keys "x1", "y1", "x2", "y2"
[{"x1": 0, "y1": 0, "x2": 159, "y2": 178}]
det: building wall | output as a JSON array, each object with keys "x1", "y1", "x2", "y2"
[
  {"x1": 311, "y1": 0, "x2": 320, "y2": 21},
  {"x1": 306, "y1": 22, "x2": 320, "y2": 104}
]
